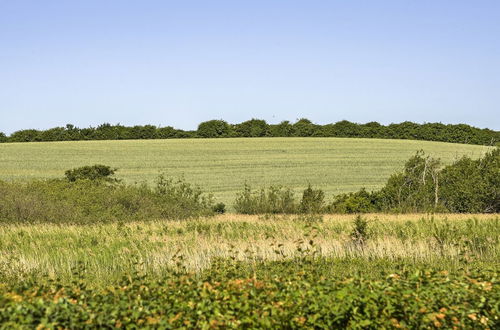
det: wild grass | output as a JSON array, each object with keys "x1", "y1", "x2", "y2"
[
  {"x1": 1, "y1": 213, "x2": 498, "y2": 287},
  {"x1": 0, "y1": 137, "x2": 491, "y2": 204}
]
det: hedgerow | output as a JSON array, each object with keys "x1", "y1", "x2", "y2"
[
  {"x1": 0, "y1": 260, "x2": 498, "y2": 328},
  {"x1": 0, "y1": 174, "x2": 215, "y2": 224},
  {"x1": 2, "y1": 119, "x2": 498, "y2": 145}
]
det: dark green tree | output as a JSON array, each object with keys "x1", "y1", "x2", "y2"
[
  {"x1": 234, "y1": 119, "x2": 269, "y2": 137},
  {"x1": 440, "y1": 148, "x2": 499, "y2": 213},
  {"x1": 197, "y1": 120, "x2": 232, "y2": 138}
]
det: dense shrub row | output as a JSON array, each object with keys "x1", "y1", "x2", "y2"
[
  {"x1": 1, "y1": 259, "x2": 498, "y2": 328},
  {"x1": 2, "y1": 119, "x2": 498, "y2": 145},
  {"x1": 0, "y1": 172, "x2": 216, "y2": 224},
  {"x1": 235, "y1": 148, "x2": 500, "y2": 214}
]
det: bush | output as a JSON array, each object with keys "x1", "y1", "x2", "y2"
[
  {"x1": 328, "y1": 188, "x2": 379, "y2": 213},
  {"x1": 64, "y1": 164, "x2": 118, "y2": 183},
  {"x1": 1, "y1": 261, "x2": 498, "y2": 328},
  {"x1": 439, "y1": 148, "x2": 499, "y2": 213},
  {"x1": 299, "y1": 184, "x2": 325, "y2": 213},
  {"x1": 234, "y1": 184, "x2": 298, "y2": 214},
  {"x1": 212, "y1": 202, "x2": 226, "y2": 214},
  {"x1": 350, "y1": 215, "x2": 370, "y2": 244},
  {"x1": 0, "y1": 175, "x2": 216, "y2": 224},
  {"x1": 377, "y1": 151, "x2": 441, "y2": 212}
]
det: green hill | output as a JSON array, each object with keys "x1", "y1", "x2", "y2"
[{"x1": 0, "y1": 138, "x2": 491, "y2": 203}]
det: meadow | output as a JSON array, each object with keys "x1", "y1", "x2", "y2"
[
  {"x1": 2, "y1": 213, "x2": 498, "y2": 286},
  {"x1": 0, "y1": 138, "x2": 498, "y2": 327},
  {"x1": 0, "y1": 137, "x2": 490, "y2": 204},
  {"x1": 1, "y1": 214, "x2": 498, "y2": 328}
]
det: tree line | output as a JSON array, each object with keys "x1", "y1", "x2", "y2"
[{"x1": 1, "y1": 119, "x2": 498, "y2": 146}]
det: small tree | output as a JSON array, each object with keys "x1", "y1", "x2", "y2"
[
  {"x1": 65, "y1": 165, "x2": 119, "y2": 183},
  {"x1": 299, "y1": 185, "x2": 325, "y2": 213}
]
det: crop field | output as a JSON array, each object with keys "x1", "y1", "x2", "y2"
[
  {"x1": 1, "y1": 214, "x2": 499, "y2": 327},
  {"x1": 0, "y1": 137, "x2": 490, "y2": 204}
]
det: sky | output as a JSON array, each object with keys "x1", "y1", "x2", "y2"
[{"x1": 1, "y1": 0, "x2": 499, "y2": 134}]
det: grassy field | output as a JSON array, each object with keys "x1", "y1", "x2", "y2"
[
  {"x1": 0, "y1": 138, "x2": 491, "y2": 204},
  {"x1": 1, "y1": 207, "x2": 498, "y2": 327},
  {"x1": 2, "y1": 213, "x2": 498, "y2": 286}
]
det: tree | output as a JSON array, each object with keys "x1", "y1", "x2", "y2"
[
  {"x1": 293, "y1": 118, "x2": 318, "y2": 137},
  {"x1": 269, "y1": 121, "x2": 295, "y2": 137},
  {"x1": 440, "y1": 148, "x2": 499, "y2": 213},
  {"x1": 0, "y1": 132, "x2": 7, "y2": 143},
  {"x1": 378, "y1": 151, "x2": 441, "y2": 212},
  {"x1": 9, "y1": 129, "x2": 41, "y2": 142},
  {"x1": 234, "y1": 119, "x2": 269, "y2": 137},
  {"x1": 197, "y1": 120, "x2": 232, "y2": 138}
]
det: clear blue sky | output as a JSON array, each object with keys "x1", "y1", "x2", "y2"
[{"x1": 1, "y1": 0, "x2": 499, "y2": 134}]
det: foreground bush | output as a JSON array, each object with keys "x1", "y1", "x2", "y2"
[
  {"x1": 0, "y1": 260, "x2": 498, "y2": 328},
  {"x1": 0, "y1": 176, "x2": 215, "y2": 224}
]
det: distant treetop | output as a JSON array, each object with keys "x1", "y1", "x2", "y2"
[{"x1": 1, "y1": 119, "x2": 498, "y2": 146}]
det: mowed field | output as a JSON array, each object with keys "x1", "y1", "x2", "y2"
[{"x1": 0, "y1": 137, "x2": 491, "y2": 203}]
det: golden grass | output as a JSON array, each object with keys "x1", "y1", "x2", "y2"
[{"x1": 1, "y1": 213, "x2": 498, "y2": 284}]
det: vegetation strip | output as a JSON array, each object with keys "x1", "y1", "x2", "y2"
[{"x1": 1, "y1": 119, "x2": 498, "y2": 145}]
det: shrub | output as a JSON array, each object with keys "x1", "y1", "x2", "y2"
[
  {"x1": 439, "y1": 148, "x2": 499, "y2": 213},
  {"x1": 234, "y1": 184, "x2": 298, "y2": 214},
  {"x1": 328, "y1": 188, "x2": 378, "y2": 213},
  {"x1": 0, "y1": 175, "x2": 216, "y2": 224},
  {"x1": 299, "y1": 184, "x2": 325, "y2": 213},
  {"x1": 377, "y1": 151, "x2": 441, "y2": 212},
  {"x1": 212, "y1": 202, "x2": 226, "y2": 214},
  {"x1": 1, "y1": 261, "x2": 498, "y2": 328},
  {"x1": 350, "y1": 215, "x2": 370, "y2": 244},
  {"x1": 64, "y1": 164, "x2": 118, "y2": 183}
]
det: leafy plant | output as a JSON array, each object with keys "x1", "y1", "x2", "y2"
[{"x1": 64, "y1": 164, "x2": 118, "y2": 183}]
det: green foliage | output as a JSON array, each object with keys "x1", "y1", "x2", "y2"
[
  {"x1": 234, "y1": 184, "x2": 298, "y2": 214},
  {"x1": 268, "y1": 120, "x2": 294, "y2": 137},
  {"x1": 350, "y1": 215, "x2": 370, "y2": 244},
  {"x1": 233, "y1": 119, "x2": 269, "y2": 137},
  {"x1": 378, "y1": 150, "x2": 441, "y2": 212},
  {"x1": 231, "y1": 148, "x2": 499, "y2": 214},
  {"x1": 0, "y1": 260, "x2": 497, "y2": 328},
  {"x1": 440, "y1": 148, "x2": 499, "y2": 213},
  {"x1": 292, "y1": 118, "x2": 318, "y2": 137},
  {"x1": 0, "y1": 132, "x2": 7, "y2": 143},
  {"x1": 328, "y1": 188, "x2": 379, "y2": 213},
  {"x1": 0, "y1": 176, "x2": 216, "y2": 224},
  {"x1": 377, "y1": 148, "x2": 499, "y2": 213},
  {"x1": 64, "y1": 164, "x2": 118, "y2": 183},
  {"x1": 4, "y1": 119, "x2": 497, "y2": 145},
  {"x1": 197, "y1": 120, "x2": 232, "y2": 138},
  {"x1": 212, "y1": 202, "x2": 226, "y2": 214},
  {"x1": 299, "y1": 184, "x2": 325, "y2": 213}
]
